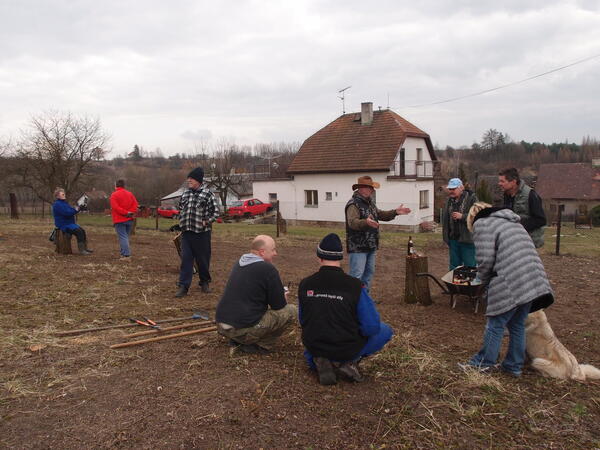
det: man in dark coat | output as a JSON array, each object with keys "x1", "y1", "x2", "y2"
[
  {"x1": 215, "y1": 235, "x2": 297, "y2": 354},
  {"x1": 298, "y1": 233, "x2": 393, "y2": 385},
  {"x1": 498, "y1": 168, "x2": 546, "y2": 248}
]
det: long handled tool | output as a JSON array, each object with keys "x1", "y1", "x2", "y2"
[
  {"x1": 54, "y1": 312, "x2": 211, "y2": 336},
  {"x1": 125, "y1": 321, "x2": 215, "y2": 338},
  {"x1": 110, "y1": 326, "x2": 217, "y2": 349}
]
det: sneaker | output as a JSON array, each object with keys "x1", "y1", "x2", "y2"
[
  {"x1": 337, "y1": 361, "x2": 365, "y2": 382},
  {"x1": 174, "y1": 285, "x2": 188, "y2": 298},
  {"x1": 119, "y1": 255, "x2": 131, "y2": 261},
  {"x1": 200, "y1": 281, "x2": 211, "y2": 294},
  {"x1": 237, "y1": 343, "x2": 270, "y2": 355},
  {"x1": 499, "y1": 366, "x2": 521, "y2": 378},
  {"x1": 313, "y1": 357, "x2": 337, "y2": 385}
]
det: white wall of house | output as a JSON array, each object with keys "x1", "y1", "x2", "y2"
[{"x1": 253, "y1": 172, "x2": 434, "y2": 227}]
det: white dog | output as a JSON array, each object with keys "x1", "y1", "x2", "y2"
[{"x1": 525, "y1": 310, "x2": 600, "y2": 382}]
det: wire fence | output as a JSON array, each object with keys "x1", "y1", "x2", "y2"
[{"x1": 545, "y1": 206, "x2": 599, "y2": 257}]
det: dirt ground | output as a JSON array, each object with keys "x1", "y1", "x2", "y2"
[{"x1": 1, "y1": 220, "x2": 599, "y2": 449}]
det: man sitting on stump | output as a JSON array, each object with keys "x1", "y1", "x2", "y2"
[
  {"x1": 298, "y1": 233, "x2": 393, "y2": 385},
  {"x1": 52, "y1": 187, "x2": 93, "y2": 255},
  {"x1": 215, "y1": 235, "x2": 297, "y2": 354}
]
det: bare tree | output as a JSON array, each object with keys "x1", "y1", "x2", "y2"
[
  {"x1": 14, "y1": 111, "x2": 109, "y2": 202},
  {"x1": 204, "y1": 140, "x2": 247, "y2": 209}
]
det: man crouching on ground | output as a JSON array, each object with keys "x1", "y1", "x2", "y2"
[
  {"x1": 298, "y1": 233, "x2": 393, "y2": 385},
  {"x1": 215, "y1": 235, "x2": 297, "y2": 354}
]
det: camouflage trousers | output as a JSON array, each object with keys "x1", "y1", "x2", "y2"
[{"x1": 217, "y1": 304, "x2": 297, "y2": 350}]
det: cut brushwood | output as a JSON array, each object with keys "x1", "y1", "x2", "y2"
[{"x1": 110, "y1": 326, "x2": 217, "y2": 349}]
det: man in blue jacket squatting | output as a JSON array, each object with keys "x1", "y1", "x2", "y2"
[{"x1": 298, "y1": 233, "x2": 393, "y2": 385}]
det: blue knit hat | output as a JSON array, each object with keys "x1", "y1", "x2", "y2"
[
  {"x1": 317, "y1": 233, "x2": 344, "y2": 260},
  {"x1": 187, "y1": 167, "x2": 204, "y2": 183}
]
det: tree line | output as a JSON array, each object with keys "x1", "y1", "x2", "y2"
[{"x1": 0, "y1": 111, "x2": 299, "y2": 209}]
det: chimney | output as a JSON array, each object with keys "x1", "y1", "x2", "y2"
[{"x1": 361, "y1": 102, "x2": 373, "y2": 125}]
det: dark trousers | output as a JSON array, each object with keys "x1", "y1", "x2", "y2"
[
  {"x1": 178, "y1": 231, "x2": 211, "y2": 287},
  {"x1": 65, "y1": 227, "x2": 86, "y2": 243}
]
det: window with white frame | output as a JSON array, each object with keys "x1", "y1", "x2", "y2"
[
  {"x1": 325, "y1": 192, "x2": 332, "y2": 201},
  {"x1": 305, "y1": 190, "x2": 318, "y2": 207},
  {"x1": 269, "y1": 193, "x2": 277, "y2": 202},
  {"x1": 419, "y1": 190, "x2": 429, "y2": 209}
]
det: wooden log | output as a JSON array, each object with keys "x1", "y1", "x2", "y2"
[
  {"x1": 404, "y1": 255, "x2": 432, "y2": 305},
  {"x1": 55, "y1": 230, "x2": 73, "y2": 255},
  {"x1": 124, "y1": 321, "x2": 215, "y2": 338},
  {"x1": 110, "y1": 326, "x2": 217, "y2": 349}
]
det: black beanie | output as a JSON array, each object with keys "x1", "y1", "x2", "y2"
[
  {"x1": 187, "y1": 167, "x2": 204, "y2": 183},
  {"x1": 317, "y1": 233, "x2": 343, "y2": 260}
]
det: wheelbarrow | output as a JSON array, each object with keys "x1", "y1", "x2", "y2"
[{"x1": 416, "y1": 269, "x2": 486, "y2": 313}]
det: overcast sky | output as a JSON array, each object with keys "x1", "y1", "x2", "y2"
[{"x1": 1, "y1": 0, "x2": 599, "y2": 157}]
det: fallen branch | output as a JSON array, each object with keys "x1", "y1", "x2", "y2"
[{"x1": 110, "y1": 326, "x2": 217, "y2": 349}]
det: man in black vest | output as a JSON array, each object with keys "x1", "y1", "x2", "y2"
[
  {"x1": 345, "y1": 175, "x2": 411, "y2": 291},
  {"x1": 298, "y1": 233, "x2": 393, "y2": 385}
]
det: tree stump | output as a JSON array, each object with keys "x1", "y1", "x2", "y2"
[
  {"x1": 55, "y1": 230, "x2": 73, "y2": 255},
  {"x1": 172, "y1": 233, "x2": 199, "y2": 274},
  {"x1": 404, "y1": 255, "x2": 432, "y2": 305}
]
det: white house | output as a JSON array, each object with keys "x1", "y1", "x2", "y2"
[{"x1": 253, "y1": 102, "x2": 438, "y2": 230}]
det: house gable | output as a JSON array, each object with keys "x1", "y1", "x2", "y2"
[
  {"x1": 537, "y1": 163, "x2": 600, "y2": 200},
  {"x1": 287, "y1": 108, "x2": 435, "y2": 175}
]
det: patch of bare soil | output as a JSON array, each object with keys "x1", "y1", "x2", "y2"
[{"x1": 1, "y1": 222, "x2": 599, "y2": 449}]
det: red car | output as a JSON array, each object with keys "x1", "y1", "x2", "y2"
[
  {"x1": 226, "y1": 199, "x2": 273, "y2": 218},
  {"x1": 157, "y1": 206, "x2": 179, "y2": 219}
]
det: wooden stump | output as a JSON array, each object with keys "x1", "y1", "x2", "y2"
[
  {"x1": 404, "y1": 255, "x2": 432, "y2": 305},
  {"x1": 55, "y1": 230, "x2": 73, "y2": 255},
  {"x1": 277, "y1": 212, "x2": 287, "y2": 235},
  {"x1": 172, "y1": 233, "x2": 199, "y2": 273}
]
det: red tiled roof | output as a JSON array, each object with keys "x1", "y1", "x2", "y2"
[
  {"x1": 536, "y1": 163, "x2": 600, "y2": 200},
  {"x1": 287, "y1": 109, "x2": 435, "y2": 174}
]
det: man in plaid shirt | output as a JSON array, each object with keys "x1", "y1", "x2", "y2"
[{"x1": 175, "y1": 167, "x2": 220, "y2": 297}]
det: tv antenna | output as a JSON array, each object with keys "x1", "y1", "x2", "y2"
[{"x1": 338, "y1": 86, "x2": 351, "y2": 114}]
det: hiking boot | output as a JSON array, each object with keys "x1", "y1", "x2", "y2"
[
  {"x1": 337, "y1": 361, "x2": 364, "y2": 382},
  {"x1": 237, "y1": 343, "x2": 270, "y2": 355},
  {"x1": 83, "y1": 241, "x2": 93, "y2": 253},
  {"x1": 200, "y1": 281, "x2": 211, "y2": 293},
  {"x1": 77, "y1": 241, "x2": 92, "y2": 255},
  {"x1": 174, "y1": 285, "x2": 189, "y2": 298},
  {"x1": 313, "y1": 357, "x2": 337, "y2": 386}
]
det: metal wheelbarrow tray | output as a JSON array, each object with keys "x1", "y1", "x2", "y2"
[{"x1": 416, "y1": 269, "x2": 486, "y2": 313}]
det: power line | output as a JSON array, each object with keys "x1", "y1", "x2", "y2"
[{"x1": 392, "y1": 53, "x2": 600, "y2": 109}]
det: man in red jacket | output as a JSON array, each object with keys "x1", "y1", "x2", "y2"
[{"x1": 110, "y1": 179, "x2": 139, "y2": 259}]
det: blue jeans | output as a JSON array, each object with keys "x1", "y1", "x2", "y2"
[
  {"x1": 349, "y1": 251, "x2": 376, "y2": 291},
  {"x1": 304, "y1": 322, "x2": 393, "y2": 370},
  {"x1": 178, "y1": 231, "x2": 212, "y2": 287},
  {"x1": 469, "y1": 301, "x2": 532, "y2": 375},
  {"x1": 114, "y1": 221, "x2": 133, "y2": 256},
  {"x1": 448, "y1": 239, "x2": 476, "y2": 270}
]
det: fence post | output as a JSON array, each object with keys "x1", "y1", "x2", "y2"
[
  {"x1": 555, "y1": 204, "x2": 563, "y2": 256},
  {"x1": 9, "y1": 193, "x2": 19, "y2": 219},
  {"x1": 155, "y1": 197, "x2": 159, "y2": 230},
  {"x1": 276, "y1": 200, "x2": 280, "y2": 238}
]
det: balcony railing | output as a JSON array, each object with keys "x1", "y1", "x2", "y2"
[{"x1": 388, "y1": 160, "x2": 437, "y2": 178}]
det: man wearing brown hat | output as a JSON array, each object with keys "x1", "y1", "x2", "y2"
[
  {"x1": 175, "y1": 167, "x2": 220, "y2": 298},
  {"x1": 345, "y1": 175, "x2": 411, "y2": 291}
]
